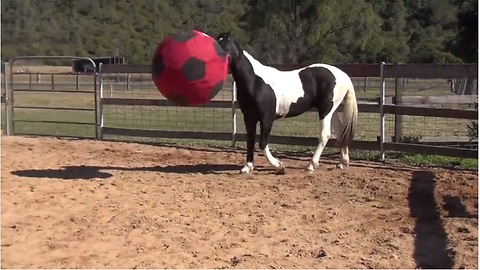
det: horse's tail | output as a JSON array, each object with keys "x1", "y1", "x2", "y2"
[{"x1": 339, "y1": 82, "x2": 358, "y2": 148}]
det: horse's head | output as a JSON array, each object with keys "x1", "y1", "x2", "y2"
[{"x1": 217, "y1": 31, "x2": 240, "y2": 64}]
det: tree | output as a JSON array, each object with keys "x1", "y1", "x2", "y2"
[
  {"x1": 405, "y1": 0, "x2": 462, "y2": 63},
  {"x1": 243, "y1": 0, "x2": 384, "y2": 64},
  {"x1": 0, "y1": 0, "x2": 472, "y2": 64},
  {"x1": 451, "y1": 0, "x2": 478, "y2": 63}
]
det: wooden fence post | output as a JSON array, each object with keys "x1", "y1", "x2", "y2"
[
  {"x1": 51, "y1": 74, "x2": 55, "y2": 91},
  {"x1": 76, "y1": 74, "x2": 79, "y2": 90},
  {"x1": 394, "y1": 77, "x2": 403, "y2": 142}
]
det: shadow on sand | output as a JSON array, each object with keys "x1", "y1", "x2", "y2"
[
  {"x1": 408, "y1": 170, "x2": 455, "y2": 268},
  {"x1": 11, "y1": 163, "x2": 243, "y2": 180},
  {"x1": 442, "y1": 195, "x2": 478, "y2": 219}
]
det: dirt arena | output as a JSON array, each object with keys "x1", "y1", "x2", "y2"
[{"x1": 1, "y1": 136, "x2": 478, "y2": 268}]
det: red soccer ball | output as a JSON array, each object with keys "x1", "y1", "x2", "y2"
[{"x1": 151, "y1": 30, "x2": 228, "y2": 106}]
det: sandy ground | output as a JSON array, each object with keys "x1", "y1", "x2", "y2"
[{"x1": 1, "y1": 136, "x2": 478, "y2": 269}]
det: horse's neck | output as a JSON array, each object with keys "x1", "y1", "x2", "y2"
[
  {"x1": 242, "y1": 51, "x2": 267, "y2": 71},
  {"x1": 230, "y1": 51, "x2": 256, "y2": 89},
  {"x1": 231, "y1": 50, "x2": 274, "y2": 99},
  {"x1": 238, "y1": 50, "x2": 278, "y2": 81}
]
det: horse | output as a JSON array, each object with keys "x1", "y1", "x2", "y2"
[{"x1": 216, "y1": 32, "x2": 358, "y2": 174}]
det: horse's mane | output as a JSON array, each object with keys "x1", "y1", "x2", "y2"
[
  {"x1": 227, "y1": 35, "x2": 243, "y2": 58},
  {"x1": 234, "y1": 40, "x2": 243, "y2": 52}
]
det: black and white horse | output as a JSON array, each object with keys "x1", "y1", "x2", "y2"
[{"x1": 217, "y1": 32, "x2": 358, "y2": 174}]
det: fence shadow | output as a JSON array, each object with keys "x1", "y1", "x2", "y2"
[
  {"x1": 408, "y1": 170, "x2": 455, "y2": 268},
  {"x1": 11, "y1": 163, "x2": 248, "y2": 180}
]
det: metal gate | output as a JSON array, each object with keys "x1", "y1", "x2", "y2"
[{"x1": 5, "y1": 56, "x2": 99, "y2": 139}]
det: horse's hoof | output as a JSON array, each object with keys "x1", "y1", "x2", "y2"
[
  {"x1": 240, "y1": 163, "x2": 254, "y2": 174},
  {"x1": 336, "y1": 163, "x2": 346, "y2": 170},
  {"x1": 275, "y1": 163, "x2": 286, "y2": 175},
  {"x1": 306, "y1": 163, "x2": 315, "y2": 173},
  {"x1": 240, "y1": 168, "x2": 252, "y2": 174},
  {"x1": 305, "y1": 168, "x2": 315, "y2": 174}
]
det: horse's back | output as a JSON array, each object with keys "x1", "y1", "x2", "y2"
[
  {"x1": 306, "y1": 63, "x2": 351, "y2": 82},
  {"x1": 306, "y1": 63, "x2": 354, "y2": 95}
]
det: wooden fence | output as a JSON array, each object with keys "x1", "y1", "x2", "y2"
[{"x1": 98, "y1": 63, "x2": 477, "y2": 159}]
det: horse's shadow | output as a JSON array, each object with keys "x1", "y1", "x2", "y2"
[{"x1": 11, "y1": 164, "x2": 242, "y2": 181}]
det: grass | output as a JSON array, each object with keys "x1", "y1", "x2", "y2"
[
  {"x1": 6, "y1": 109, "x2": 96, "y2": 138},
  {"x1": 1, "y1": 65, "x2": 477, "y2": 170},
  {"x1": 386, "y1": 151, "x2": 478, "y2": 170}
]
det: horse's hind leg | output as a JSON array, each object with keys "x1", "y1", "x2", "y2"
[
  {"x1": 306, "y1": 112, "x2": 333, "y2": 173},
  {"x1": 332, "y1": 112, "x2": 349, "y2": 169},
  {"x1": 259, "y1": 117, "x2": 285, "y2": 174}
]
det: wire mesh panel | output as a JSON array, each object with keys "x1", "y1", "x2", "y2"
[
  {"x1": 104, "y1": 105, "x2": 232, "y2": 133},
  {"x1": 384, "y1": 77, "x2": 478, "y2": 150},
  {"x1": 100, "y1": 65, "x2": 235, "y2": 143},
  {"x1": 99, "y1": 63, "x2": 477, "y2": 158},
  {"x1": 101, "y1": 72, "x2": 234, "y2": 101},
  {"x1": 379, "y1": 62, "x2": 477, "y2": 160}
]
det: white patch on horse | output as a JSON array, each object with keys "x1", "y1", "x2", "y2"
[
  {"x1": 242, "y1": 51, "x2": 306, "y2": 116},
  {"x1": 263, "y1": 145, "x2": 281, "y2": 168}
]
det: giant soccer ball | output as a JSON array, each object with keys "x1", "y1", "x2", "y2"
[{"x1": 151, "y1": 30, "x2": 228, "y2": 106}]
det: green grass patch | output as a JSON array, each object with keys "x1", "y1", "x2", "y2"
[
  {"x1": 386, "y1": 151, "x2": 478, "y2": 170},
  {"x1": 14, "y1": 121, "x2": 96, "y2": 138},
  {"x1": 6, "y1": 108, "x2": 96, "y2": 138}
]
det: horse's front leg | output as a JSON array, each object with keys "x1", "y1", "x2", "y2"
[
  {"x1": 240, "y1": 118, "x2": 257, "y2": 174},
  {"x1": 259, "y1": 117, "x2": 285, "y2": 174}
]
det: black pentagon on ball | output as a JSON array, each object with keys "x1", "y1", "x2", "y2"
[
  {"x1": 151, "y1": 54, "x2": 165, "y2": 79},
  {"x1": 213, "y1": 41, "x2": 227, "y2": 60},
  {"x1": 181, "y1": 57, "x2": 205, "y2": 82},
  {"x1": 171, "y1": 30, "x2": 196, "y2": 42}
]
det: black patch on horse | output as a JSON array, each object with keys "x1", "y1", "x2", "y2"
[
  {"x1": 298, "y1": 67, "x2": 336, "y2": 120},
  {"x1": 213, "y1": 41, "x2": 227, "y2": 60}
]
